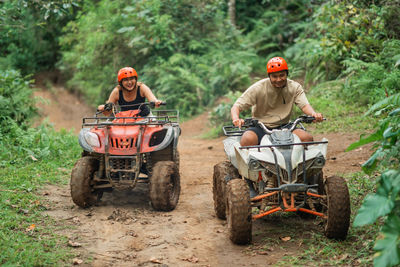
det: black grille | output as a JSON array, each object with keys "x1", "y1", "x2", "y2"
[
  {"x1": 109, "y1": 158, "x2": 134, "y2": 170},
  {"x1": 110, "y1": 138, "x2": 134, "y2": 149}
]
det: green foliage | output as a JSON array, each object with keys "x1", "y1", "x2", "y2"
[
  {"x1": 242, "y1": 0, "x2": 317, "y2": 57},
  {"x1": 305, "y1": 80, "x2": 374, "y2": 133},
  {"x1": 349, "y1": 93, "x2": 400, "y2": 267},
  {"x1": 60, "y1": 0, "x2": 257, "y2": 115},
  {"x1": 0, "y1": 0, "x2": 81, "y2": 73},
  {"x1": 348, "y1": 93, "x2": 400, "y2": 172},
  {"x1": 0, "y1": 69, "x2": 37, "y2": 132},
  {"x1": 341, "y1": 57, "x2": 400, "y2": 105},
  {"x1": 0, "y1": 66, "x2": 80, "y2": 265},
  {"x1": 0, "y1": 124, "x2": 80, "y2": 265},
  {"x1": 353, "y1": 170, "x2": 400, "y2": 267},
  {"x1": 287, "y1": 1, "x2": 392, "y2": 85},
  {"x1": 206, "y1": 91, "x2": 252, "y2": 137}
]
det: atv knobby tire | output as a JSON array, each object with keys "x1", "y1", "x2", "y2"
[
  {"x1": 323, "y1": 176, "x2": 350, "y2": 239},
  {"x1": 226, "y1": 179, "x2": 252, "y2": 245},
  {"x1": 213, "y1": 161, "x2": 239, "y2": 219},
  {"x1": 150, "y1": 144, "x2": 179, "y2": 167},
  {"x1": 149, "y1": 161, "x2": 180, "y2": 211},
  {"x1": 70, "y1": 156, "x2": 99, "y2": 208}
]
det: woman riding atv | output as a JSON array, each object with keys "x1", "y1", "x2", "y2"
[{"x1": 97, "y1": 67, "x2": 162, "y2": 116}]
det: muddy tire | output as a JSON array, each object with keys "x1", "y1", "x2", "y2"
[
  {"x1": 226, "y1": 179, "x2": 252, "y2": 245},
  {"x1": 323, "y1": 176, "x2": 350, "y2": 239},
  {"x1": 149, "y1": 161, "x2": 180, "y2": 211},
  {"x1": 70, "y1": 156, "x2": 99, "y2": 208},
  {"x1": 149, "y1": 144, "x2": 180, "y2": 172},
  {"x1": 213, "y1": 161, "x2": 239, "y2": 219}
]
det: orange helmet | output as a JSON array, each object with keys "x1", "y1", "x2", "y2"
[
  {"x1": 266, "y1": 57, "x2": 288, "y2": 74},
  {"x1": 117, "y1": 67, "x2": 138, "y2": 82}
]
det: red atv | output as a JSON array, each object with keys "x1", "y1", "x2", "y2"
[{"x1": 70, "y1": 102, "x2": 181, "y2": 211}]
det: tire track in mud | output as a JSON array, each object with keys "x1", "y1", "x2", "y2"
[{"x1": 36, "y1": 86, "x2": 372, "y2": 266}]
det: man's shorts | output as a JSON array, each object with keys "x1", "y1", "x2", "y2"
[{"x1": 245, "y1": 123, "x2": 295, "y2": 144}]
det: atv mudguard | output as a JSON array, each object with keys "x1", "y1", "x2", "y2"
[
  {"x1": 223, "y1": 134, "x2": 328, "y2": 181},
  {"x1": 78, "y1": 125, "x2": 179, "y2": 154}
]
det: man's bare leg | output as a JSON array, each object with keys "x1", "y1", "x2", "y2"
[
  {"x1": 240, "y1": 131, "x2": 259, "y2": 146},
  {"x1": 293, "y1": 129, "x2": 313, "y2": 142}
]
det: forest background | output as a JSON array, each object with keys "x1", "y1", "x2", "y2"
[{"x1": 0, "y1": 0, "x2": 399, "y2": 266}]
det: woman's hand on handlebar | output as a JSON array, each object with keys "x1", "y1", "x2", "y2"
[
  {"x1": 97, "y1": 102, "x2": 114, "y2": 115},
  {"x1": 97, "y1": 104, "x2": 105, "y2": 112},
  {"x1": 149, "y1": 100, "x2": 166, "y2": 108},
  {"x1": 154, "y1": 99, "x2": 163, "y2": 107}
]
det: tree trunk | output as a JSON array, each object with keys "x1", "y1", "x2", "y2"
[{"x1": 228, "y1": 0, "x2": 236, "y2": 28}]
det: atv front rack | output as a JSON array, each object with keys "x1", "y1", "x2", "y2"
[
  {"x1": 239, "y1": 141, "x2": 329, "y2": 220},
  {"x1": 239, "y1": 141, "x2": 328, "y2": 150},
  {"x1": 222, "y1": 125, "x2": 249, "y2": 136},
  {"x1": 82, "y1": 110, "x2": 179, "y2": 127}
]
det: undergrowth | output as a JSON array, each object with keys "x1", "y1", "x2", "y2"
[{"x1": 0, "y1": 124, "x2": 81, "y2": 266}]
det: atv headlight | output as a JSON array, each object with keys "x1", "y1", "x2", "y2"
[
  {"x1": 249, "y1": 159, "x2": 262, "y2": 171},
  {"x1": 313, "y1": 156, "x2": 325, "y2": 167},
  {"x1": 84, "y1": 132, "x2": 100, "y2": 148}
]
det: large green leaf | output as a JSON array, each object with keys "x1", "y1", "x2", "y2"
[
  {"x1": 366, "y1": 93, "x2": 400, "y2": 116},
  {"x1": 376, "y1": 170, "x2": 398, "y2": 197},
  {"x1": 383, "y1": 127, "x2": 400, "y2": 139},
  {"x1": 373, "y1": 214, "x2": 400, "y2": 267},
  {"x1": 353, "y1": 194, "x2": 395, "y2": 227},
  {"x1": 388, "y1": 108, "x2": 400, "y2": 116},
  {"x1": 361, "y1": 148, "x2": 381, "y2": 174},
  {"x1": 346, "y1": 131, "x2": 382, "y2": 152}
]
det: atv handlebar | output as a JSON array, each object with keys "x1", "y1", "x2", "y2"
[
  {"x1": 222, "y1": 115, "x2": 325, "y2": 136},
  {"x1": 253, "y1": 116, "x2": 322, "y2": 134},
  {"x1": 96, "y1": 101, "x2": 166, "y2": 115}
]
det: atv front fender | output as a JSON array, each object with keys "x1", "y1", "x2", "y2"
[{"x1": 145, "y1": 125, "x2": 180, "y2": 153}]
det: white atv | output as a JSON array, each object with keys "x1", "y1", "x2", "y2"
[{"x1": 213, "y1": 116, "x2": 350, "y2": 244}]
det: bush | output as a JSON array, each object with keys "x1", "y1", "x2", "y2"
[
  {"x1": 60, "y1": 0, "x2": 258, "y2": 115},
  {"x1": 341, "y1": 59, "x2": 400, "y2": 105},
  {"x1": 349, "y1": 94, "x2": 400, "y2": 267},
  {"x1": 287, "y1": 2, "x2": 390, "y2": 85},
  {"x1": 0, "y1": 0, "x2": 81, "y2": 73},
  {"x1": 0, "y1": 69, "x2": 37, "y2": 132}
]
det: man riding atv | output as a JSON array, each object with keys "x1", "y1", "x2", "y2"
[
  {"x1": 213, "y1": 57, "x2": 350, "y2": 244},
  {"x1": 230, "y1": 57, "x2": 323, "y2": 145}
]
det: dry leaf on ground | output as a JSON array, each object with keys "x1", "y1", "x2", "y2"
[
  {"x1": 26, "y1": 224, "x2": 36, "y2": 232},
  {"x1": 72, "y1": 258, "x2": 83, "y2": 265},
  {"x1": 68, "y1": 240, "x2": 82, "y2": 247},
  {"x1": 182, "y1": 256, "x2": 199, "y2": 263}
]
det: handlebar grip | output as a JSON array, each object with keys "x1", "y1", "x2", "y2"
[
  {"x1": 104, "y1": 102, "x2": 114, "y2": 111},
  {"x1": 149, "y1": 101, "x2": 166, "y2": 108}
]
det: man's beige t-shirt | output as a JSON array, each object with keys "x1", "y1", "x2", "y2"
[{"x1": 234, "y1": 78, "x2": 309, "y2": 128}]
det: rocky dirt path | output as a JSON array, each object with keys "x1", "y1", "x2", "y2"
[{"x1": 35, "y1": 85, "x2": 372, "y2": 266}]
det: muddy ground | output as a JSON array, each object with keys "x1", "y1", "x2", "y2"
[{"x1": 34, "y1": 85, "x2": 372, "y2": 266}]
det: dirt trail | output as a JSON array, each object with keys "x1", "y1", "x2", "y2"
[{"x1": 35, "y1": 85, "x2": 372, "y2": 266}]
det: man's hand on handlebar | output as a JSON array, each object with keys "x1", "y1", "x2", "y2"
[
  {"x1": 311, "y1": 112, "x2": 324, "y2": 122},
  {"x1": 232, "y1": 118, "x2": 245, "y2": 128}
]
